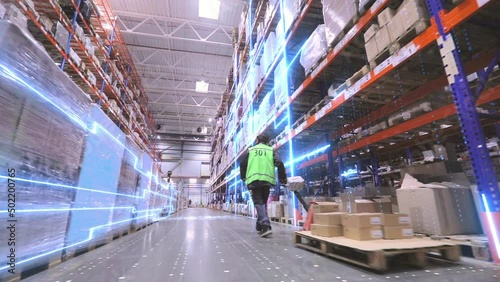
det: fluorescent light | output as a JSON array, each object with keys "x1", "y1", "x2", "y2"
[
  {"x1": 199, "y1": 0, "x2": 220, "y2": 20},
  {"x1": 196, "y1": 80, "x2": 209, "y2": 93}
]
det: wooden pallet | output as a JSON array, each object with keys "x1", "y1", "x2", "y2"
[
  {"x1": 294, "y1": 231, "x2": 460, "y2": 272},
  {"x1": 369, "y1": 20, "x2": 430, "y2": 69},
  {"x1": 270, "y1": 217, "x2": 281, "y2": 223},
  {"x1": 427, "y1": 234, "x2": 491, "y2": 261}
]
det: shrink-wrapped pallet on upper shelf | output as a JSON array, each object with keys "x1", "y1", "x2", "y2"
[
  {"x1": 321, "y1": 0, "x2": 358, "y2": 46},
  {"x1": 300, "y1": 24, "x2": 328, "y2": 75},
  {"x1": 274, "y1": 58, "x2": 288, "y2": 109},
  {"x1": 0, "y1": 21, "x2": 91, "y2": 280}
]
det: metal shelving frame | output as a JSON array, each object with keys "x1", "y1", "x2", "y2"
[
  {"x1": 209, "y1": 0, "x2": 499, "y2": 256},
  {"x1": 12, "y1": 0, "x2": 158, "y2": 161}
]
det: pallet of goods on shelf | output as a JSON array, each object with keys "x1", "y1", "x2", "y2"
[
  {"x1": 322, "y1": 0, "x2": 358, "y2": 47},
  {"x1": 365, "y1": 0, "x2": 430, "y2": 67},
  {"x1": 300, "y1": 24, "x2": 328, "y2": 75}
]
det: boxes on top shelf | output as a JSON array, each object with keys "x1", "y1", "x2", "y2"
[
  {"x1": 3, "y1": 3, "x2": 27, "y2": 30},
  {"x1": 377, "y1": 7, "x2": 395, "y2": 27},
  {"x1": 364, "y1": 24, "x2": 379, "y2": 43},
  {"x1": 300, "y1": 24, "x2": 328, "y2": 75},
  {"x1": 375, "y1": 25, "x2": 391, "y2": 52},
  {"x1": 396, "y1": 0, "x2": 430, "y2": 32},
  {"x1": 52, "y1": 21, "x2": 69, "y2": 50},
  {"x1": 321, "y1": 0, "x2": 358, "y2": 46}
]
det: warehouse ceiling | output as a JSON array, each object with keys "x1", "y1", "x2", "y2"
[{"x1": 109, "y1": 0, "x2": 245, "y2": 138}]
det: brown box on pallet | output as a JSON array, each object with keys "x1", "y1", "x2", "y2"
[
  {"x1": 365, "y1": 37, "x2": 379, "y2": 62},
  {"x1": 381, "y1": 213, "x2": 411, "y2": 227},
  {"x1": 386, "y1": 11, "x2": 405, "y2": 42},
  {"x1": 377, "y1": 7, "x2": 395, "y2": 27},
  {"x1": 341, "y1": 213, "x2": 382, "y2": 228},
  {"x1": 383, "y1": 226, "x2": 414, "y2": 239},
  {"x1": 364, "y1": 24, "x2": 380, "y2": 43},
  {"x1": 314, "y1": 212, "x2": 344, "y2": 226},
  {"x1": 343, "y1": 227, "x2": 384, "y2": 241},
  {"x1": 312, "y1": 202, "x2": 339, "y2": 213},
  {"x1": 311, "y1": 224, "x2": 343, "y2": 237},
  {"x1": 397, "y1": 0, "x2": 430, "y2": 32},
  {"x1": 375, "y1": 25, "x2": 392, "y2": 52}
]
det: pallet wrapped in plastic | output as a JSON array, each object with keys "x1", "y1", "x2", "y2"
[
  {"x1": 321, "y1": 0, "x2": 358, "y2": 46},
  {"x1": 0, "y1": 21, "x2": 90, "y2": 278},
  {"x1": 299, "y1": 24, "x2": 328, "y2": 74},
  {"x1": 274, "y1": 58, "x2": 289, "y2": 108}
]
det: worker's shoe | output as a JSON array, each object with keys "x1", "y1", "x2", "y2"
[
  {"x1": 260, "y1": 225, "x2": 272, "y2": 238},
  {"x1": 256, "y1": 222, "x2": 263, "y2": 234}
]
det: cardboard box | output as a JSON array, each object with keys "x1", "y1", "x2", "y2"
[
  {"x1": 386, "y1": 11, "x2": 405, "y2": 42},
  {"x1": 364, "y1": 24, "x2": 379, "y2": 43},
  {"x1": 373, "y1": 198, "x2": 393, "y2": 214},
  {"x1": 365, "y1": 37, "x2": 379, "y2": 62},
  {"x1": 383, "y1": 226, "x2": 414, "y2": 239},
  {"x1": 343, "y1": 227, "x2": 383, "y2": 241},
  {"x1": 381, "y1": 214, "x2": 411, "y2": 227},
  {"x1": 397, "y1": 0, "x2": 429, "y2": 31},
  {"x1": 341, "y1": 213, "x2": 382, "y2": 228},
  {"x1": 375, "y1": 25, "x2": 391, "y2": 51},
  {"x1": 312, "y1": 202, "x2": 339, "y2": 213},
  {"x1": 378, "y1": 7, "x2": 395, "y2": 27},
  {"x1": 311, "y1": 224, "x2": 343, "y2": 237},
  {"x1": 314, "y1": 212, "x2": 344, "y2": 226}
]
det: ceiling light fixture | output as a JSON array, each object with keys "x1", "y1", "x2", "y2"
[
  {"x1": 199, "y1": 0, "x2": 221, "y2": 20},
  {"x1": 208, "y1": 118, "x2": 213, "y2": 122},
  {"x1": 196, "y1": 80, "x2": 209, "y2": 93}
]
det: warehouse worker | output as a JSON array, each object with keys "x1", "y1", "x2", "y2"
[{"x1": 240, "y1": 134, "x2": 287, "y2": 238}]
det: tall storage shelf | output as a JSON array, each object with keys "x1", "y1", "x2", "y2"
[
  {"x1": 2, "y1": 0, "x2": 156, "y2": 157},
  {"x1": 209, "y1": 0, "x2": 499, "y2": 259}
]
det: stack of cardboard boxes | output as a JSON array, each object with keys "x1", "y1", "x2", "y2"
[
  {"x1": 310, "y1": 201, "x2": 415, "y2": 241},
  {"x1": 311, "y1": 202, "x2": 344, "y2": 237},
  {"x1": 365, "y1": 0, "x2": 430, "y2": 63}
]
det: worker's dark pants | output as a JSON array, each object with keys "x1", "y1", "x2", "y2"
[{"x1": 248, "y1": 181, "x2": 272, "y2": 227}]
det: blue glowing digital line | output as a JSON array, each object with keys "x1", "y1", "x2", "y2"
[
  {"x1": 481, "y1": 194, "x2": 500, "y2": 258},
  {"x1": 341, "y1": 169, "x2": 358, "y2": 177},
  {"x1": 0, "y1": 175, "x2": 176, "y2": 201},
  {"x1": 0, "y1": 66, "x2": 173, "y2": 192},
  {"x1": 285, "y1": 144, "x2": 331, "y2": 167},
  {"x1": 0, "y1": 211, "x2": 169, "y2": 271},
  {"x1": 0, "y1": 64, "x2": 89, "y2": 130},
  {"x1": 0, "y1": 206, "x2": 133, "y2": 213}
]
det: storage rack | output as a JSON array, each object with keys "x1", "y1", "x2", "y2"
[
  {"x1": 7, "y1": 0, "x2": 158, "y2": 159},
  {"x1": 209, "y1": 0, "x2": 499, "y2": 235}
]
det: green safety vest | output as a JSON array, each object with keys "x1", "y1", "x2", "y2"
[{"x1": 245, "y1": 143, "x2": 276, "y2": 185}]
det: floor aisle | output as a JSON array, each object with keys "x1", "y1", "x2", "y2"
[{"x1": 26, "y1": 209, "x2": 499, "y2": 282}]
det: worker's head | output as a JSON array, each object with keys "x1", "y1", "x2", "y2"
[{"x1": 256, "y1": 134, "x2": 270, "y2": 145}]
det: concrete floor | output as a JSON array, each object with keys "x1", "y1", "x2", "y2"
[{"x1": 25, "y1": 209, "x2": 500, "y2": 282}]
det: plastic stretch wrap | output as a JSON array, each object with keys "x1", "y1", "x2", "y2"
[
  {"x1": 321, "y1": 0, "x2": 358, "y2": 45},
  {"x1": 136, "y1": 153, "x2": 154, "y2": 227},
  {"x1": 0, "y1": 21, "x2": 90, "y2": 277},
  {"x1": 66, "y1": 105, "x2": 125, "y2": 249},
  {"x1": 299, "y1": 24, "x2": 328, "y2": 73},
  {"x1": 113, "y1": 137, "x2": 142, "y2": 235},
  {"x1": 274, "y1": 58, "x2": 288, "y2": 108}
]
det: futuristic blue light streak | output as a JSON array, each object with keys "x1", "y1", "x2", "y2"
[{"x1": 482, "y1": 194, "x2": 500, "y2": 258}]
